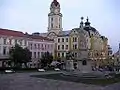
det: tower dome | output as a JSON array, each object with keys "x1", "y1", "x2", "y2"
[{"x1": 50, "y1": 0, "x2": 60, "y2": 8}]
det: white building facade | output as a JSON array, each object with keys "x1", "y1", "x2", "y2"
[
  {"x1": 0, "y1": 29, "x2": 54, "y2": 68},
  {"x1": 0, "y1": 29, "x2": 28, "y2": 67}
]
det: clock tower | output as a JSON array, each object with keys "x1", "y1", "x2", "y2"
[{"x1": 48, "y1": 0, "x2": 62, "y2": 35}]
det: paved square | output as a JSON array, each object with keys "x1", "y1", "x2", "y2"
[{"x1": 0, "y1": 72, "x2": 120, "y2": 90}]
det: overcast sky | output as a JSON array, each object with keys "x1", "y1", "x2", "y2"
[{"x1": 0, "y1": 0, "x2": 120, "y2": 52}]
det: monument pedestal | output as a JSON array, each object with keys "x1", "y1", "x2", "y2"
[
  {"x1": 66, "y1": 60, "x2": 74, "y2": 71},
  {"x1": 63, "y1": 59, "x2": 105, "y2": 78},
  {"x1": 77, "y1": 60, "x2": 92, "y2": 73}
]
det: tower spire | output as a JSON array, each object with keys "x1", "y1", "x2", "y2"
[
  {"x1": 53, "y1": 0, "x2": 59, "y2": 6},
  {"x1": 87, "y1": 16, "x2": 89, "y2": 22},
  {"x1": 51, "y1": 0, "x2": 60, "y2": 8},
  {"x1": 85, "y1": 16, "x2": 90, "y2": 26},
  {"x1": 80, "y1": 17, "x2": 84, "y2": 28}
]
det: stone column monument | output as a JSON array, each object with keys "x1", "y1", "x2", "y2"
[{"x1": 65, "y1": 52, "x2": 74, "y2": 71}]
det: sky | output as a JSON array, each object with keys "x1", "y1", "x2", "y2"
[{"x1": 0, "y1": 0, "x2": 120, "y2": 52}]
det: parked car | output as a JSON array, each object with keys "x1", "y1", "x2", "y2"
[
  {"x1": 54, "y1": 68, "x2": 60, "y2": 71},
  {"x1": 5, "y1": 69, "x2": 15, "y2": 73},
  {"x1": 38, "y1": 69, "x2": 45, "y2": 72}
]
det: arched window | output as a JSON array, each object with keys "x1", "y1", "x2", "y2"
[
  {"x1": 51, "y1": 23, "x2": 53, "y2": 28},
  {"x1": 82, "y1": 60, "x2": 87, "y2": 65},
  {"x1": 51, "y1": 17, "x2": 53, "y2": 21}
]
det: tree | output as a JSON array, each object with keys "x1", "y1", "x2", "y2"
[
  {"x1": 9, "y1": 44, "x2": 32, "y2": 68},
  {"x1": 40, "y1": 52, "x2": 53, "y2": 68},
  {"x1": 9, "y1": 44, "x2": 24, "y2": 68},
  {"x1": 22, "y1": 48, "x2": 32, "y2": 68}
]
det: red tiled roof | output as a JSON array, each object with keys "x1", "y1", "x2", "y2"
[
  {"x1": 27, "y1": 35, "x2": 54, "y2": 41},
  {"x1": 0, "y1": 28, "x2": 25, "y2": 37},
  {"x1": 0, "y1": 28, "x2": 54, "y2": 41}
]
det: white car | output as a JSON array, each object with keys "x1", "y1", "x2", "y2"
[
  {"x1": 38, "y1": 69, "x2": 45, "y2": 72},
  {"x1": 5, "y1": 70, "x2": 15, "y2": 73},
  {"x1": 54, "y1": 68, "x2": 60, "y2": 71}
]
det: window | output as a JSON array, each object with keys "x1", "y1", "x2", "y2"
[
  {"x1": 62, "y1": 38, "x2": 64, "y2": 42},
  {"x1": 73, "y1": 37, "x2": 74, "y2": 42},
  {"x1": 58, "y1": 45, "x2": 60, "y2": 50},
  {"x1": 41, "y1": 44, "x2": 43, "y2": 48},
  {"x1": 38, "y1": 44, "x2": 40, "y2": 49},
  {"x1": 41, "y1": 52, "x2": 44, "y2": 56},
  {"x1": 38, "y1": 52, "x2": 40, "y2": 58},
  {"x1": 45, "y1": 45, "x2": 46, "y2": 49},
  {"x1": 3, "y1": 38, "x2": 6, "y2": 45},
  {"x1": 59, "y1": 24, "x2": 60, "y2": 28},
  {"x1": 51, "y1": 23, "x2": 53, "y2": 28},
  {"x1": 58, "y1": 53, "x2": 60, "y2": 57},
  {"x1": 3, "y1": 47, "x2": 6, "y2": 55},
  {"x1": 34, "y1": 44, "x2": 37, "y2": 49},
  {"x1": 74, "y1": 37, "x2": 77, "y2": 42},
  {"x1": 66, "y1": 45, "x2": 68, "y2": 49},
  {"x1": 62, "y1": 45, "x2": 64, "y2": 50},
  {"x1": 58, "y1": 38, "x2": 60, "y2": 42},
  {"x1": 82, "y1": 60, "x2": 87, "y2": 65},
  {"x1": 96, "y1": 53, "x2": 99, "y2": 56},
  {"x1": 66, "y1": 38, "x2": 68, "y2": 42},
  {"x1": 75, "y1": 44, "x2": 77, "y2": 49},
  {"x1": 34, "y1": 52, "x2": 36, "y2": 58},
  {"x1": 51, "y1": 17, "x2": 53, "y2": 21},
  {"x1": 62, "y1": 53, "x2": 64, "y2": 57},
  {"x1": 59, "y1": 18, "x2": 60, "y2": 28}
]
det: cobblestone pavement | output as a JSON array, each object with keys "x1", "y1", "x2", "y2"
[{"x1": 0, "y1": 72, "x2": 120, "y2": 90}]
